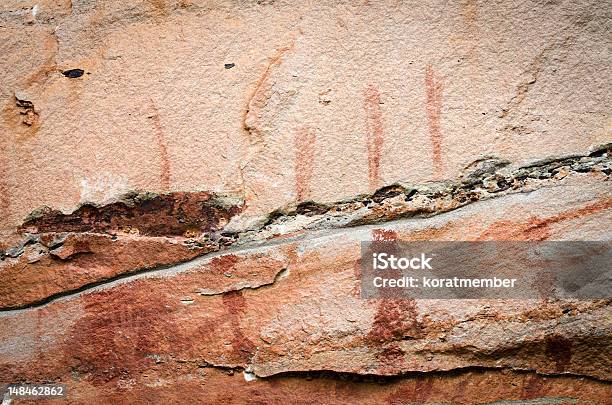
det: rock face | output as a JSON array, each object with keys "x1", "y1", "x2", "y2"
[{"x1": 1, "y1": 1, "x2": 611, "y2": 404}]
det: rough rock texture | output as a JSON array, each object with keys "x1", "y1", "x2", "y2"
[
  {"x1": 1, "y1": 0, "x2": 611, "y2": 231},
  {"x1": 1, "y1": 0, "x2": 611, "y2": 403}
]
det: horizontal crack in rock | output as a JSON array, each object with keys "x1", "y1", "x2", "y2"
[
  {"x1": 1, "y1": 146, "x2": 609, "y2": 311},
  {"x1": 248, "y1": 365, "x2": 611, "y2": 384},
  {"x1": 114, "y1": 356, "x2": 611, "y2": 386},
  {"x1": 0, "y1": 241, "x2": 287, "y2": 312},
  {"x1": 196, "y1": 267, "x2": 288, "y2": 296},
  {"x1": 9, "y1": 145, "x2": 610, "y2": 252},
  {"x1": 247, "y1": 144, "x2": 610, "y2": 239}
]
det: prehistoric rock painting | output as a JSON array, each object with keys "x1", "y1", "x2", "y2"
[{"x1": 0, "y1": 1, "x2": 610, "y2": 403}]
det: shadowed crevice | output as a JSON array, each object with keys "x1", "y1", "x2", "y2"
[{"x1": 20, "y1": 191, "x2": 244, "y2": 237}]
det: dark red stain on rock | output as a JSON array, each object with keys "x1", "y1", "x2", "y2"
[
  {"x1": 355, "y1": 229, "x2": 399, "y2": 297},
  {"x1": 545, "y1": 335, "x2": 572, "y2": 372},
  {"x1": 210, "y1": 254, "x2": 240, "y2": 275},
  {"x1": 66, "y1": 288, "x2": 176, "y2": 385},
  {"x1": 365, "y1": 228, "x2": 403, "y2": 300},
  {"x1": 149, "y1": 101, "x2": 171, "y2": 189},
  {"x1": 372, "y1": 229, "x2": 397, "y2": 242},
  {"x1": 412, "y1": 376, "x2": 435, "y2": 403},
  {"x1": 376, "y1": 343, "x2": 406, "y2": 371},
  {"x1": 478, "y1": 198, "x2": 612, "y2": 241},
  {"x1": 223, "y1": 290, "x2": 246, "y2": 316},
  {"x1": 20, "y1": 191, "x2": 243, "y2": 237},
  {"x1": 294, "y1": 126, "x2": 317, "y2": 201},
  {"x1": 366, "y1": 299, "x2": 422, "y2": 344},
  {"x1": 380, "y1": 344, "x2": 404, "y2": 360},
  {"x1": 364, "y1": 84, "x2": 384, "y2": 191},
  {"x1": 223, "y1": 291, "x2": 256, "y2": 362},
  {"x1": 521, "y1": 198, "x2": 612, "y2": 240},
  {"x1": 425, "y1": 65, "x2": 444, "y2": 178},
  {"x1": 211, "y1": 255, "x2": 255, "y2": 363}
]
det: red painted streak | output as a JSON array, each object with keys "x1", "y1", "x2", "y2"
[
  {"x1": 477, "y1": 198, "x2": 612, "y2": 241},
  {"x1": 0, "y1": 152, "x2": 10, "y2": 219},
  {"x1": 294, "y1": 127, "x2": 317, "y2": 201},
  {"x1": 149, "y1": 101, "x2": 171, "y2": 189},
  {"x1": 425, "y1": 65, "x2": 444, "y2": 178},
  {"x1": 223, "y1": 291, "x2": 256, "y2": 362},
  {"x1": 364, "y1": 84, "x2": 384, "y2": 191}
]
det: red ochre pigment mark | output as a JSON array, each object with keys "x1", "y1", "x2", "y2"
[
  {"x1": 477, "y1": 198, "x2": 612, "y2": 241},
  {"x1": 210, "y1": 254, "x2": 240, "y2": 275},
  {"x1": 545, "y1": 335, "x2": 573, "y2": 372},
  {"x1": 425, "y1": 65, "x2": 444, "y2": 178},
  {"x1": 149, "y1": 101, "x2": 171, "y2": 189},
  {"x1": 366, "y1": 299, "x2": 421, "y2": 344},
  {"x1": 520, "y1": 374, "x2": 554, "y2": 400},
  {"x1": 372, "y1": 229, "x2": 397, "y2": 242},
  {"x1": 66, "y1": 289, "x2": 174, "y2": 385},
  {"x1": 223, "y1": 290, "x2": 256, "y2": 362},
  {"x1": 147, "y1": 0, "x2": 168, "y2": 16},
  {"x1": 376, "y1": 343, "x2": 406, "y2": 372},
  {"x1": 357, "y1": 229, "x2": 398, "y2": 296},
  {"x1": 294, "y1": 126, "x2": 317, "y2": 201},
  {"x1": 367, "y1": 299, "x2": 421, "y2": 372},
  {"x1": 364, "y1": 84, "x2": 384, "y2": 191}
]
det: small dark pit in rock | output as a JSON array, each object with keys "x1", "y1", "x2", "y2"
[
  {"x1": 295, "y1": 201, "x2": 329, "y2": 216},
  {"x1": 224, "y1": 63, "x2": 235, "y2": 69},
  {"x1": 404, "y1": 189, "x2": 418, "y2": 201},
  {"x1": 62, "y1": 69, "x2": 85, "y2": 78},
  {"x1": 372, "y1": 185, "x2": 406, "y2": 203}
]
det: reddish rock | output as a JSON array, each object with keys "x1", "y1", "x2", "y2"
[
  {"x1": 0, "y1": 1, "x2": 610, "y2": 400},
  {"x1": 0, "y1": 178, "x2": 610, "y2": 405},
  {"x1": 20, "y1": 192, "x2": 243, "y2": 237},
  {"x1": 0, "y1": 233, "x2": 210, "y2": 309}
]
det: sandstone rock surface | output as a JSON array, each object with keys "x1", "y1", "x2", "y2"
[
  {"x1": 0, "y1": 0, "x2": 611, "y2": 403},
  {"x1": 1, "y1": 0, "x2": 610, "y2": 231}
]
